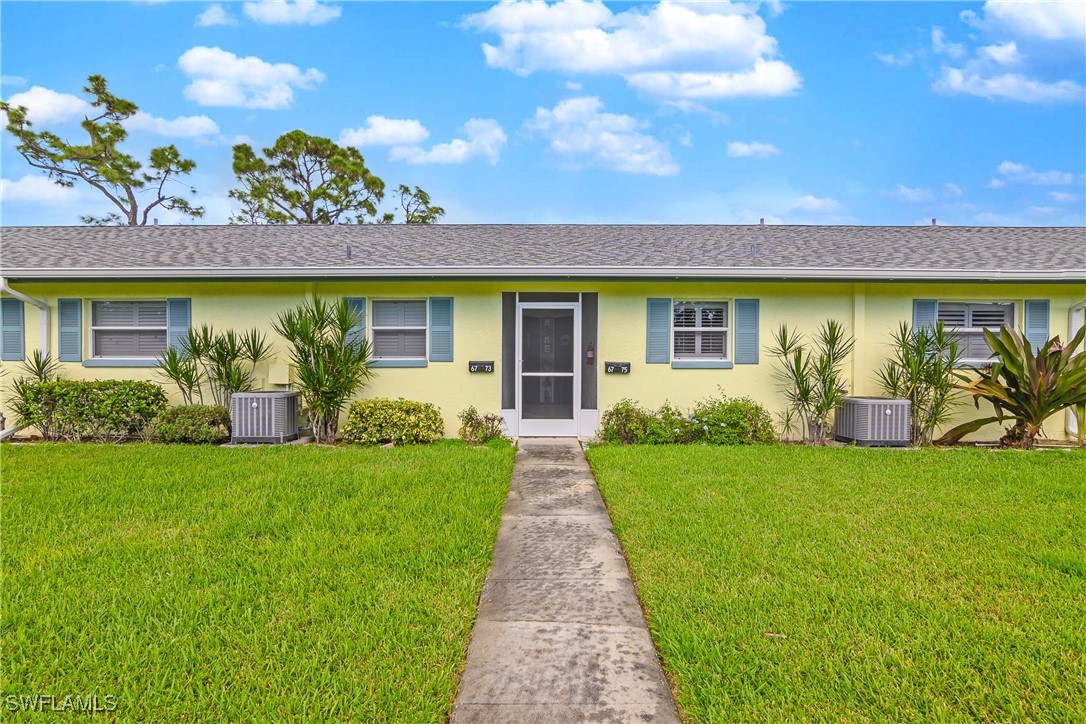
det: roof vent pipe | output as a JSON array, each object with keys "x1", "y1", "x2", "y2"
[
  {"x1": 931, "y1": 218, "x2": 937, "y2": 226},
  {"x1": 346, "y1": 244, "x2": 353, "y2": 260},
  {"x1": 154, "y1": 218, "x2": 159, "y2": 225},
  {"x1": 759, "y1": 218, "x2": 765, "y2": 225}
]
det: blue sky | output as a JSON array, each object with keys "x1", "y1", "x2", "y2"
[{"x1": 2, "y1": 0, "x2": 1084, "y2": 227}]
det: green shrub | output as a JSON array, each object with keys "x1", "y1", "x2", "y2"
[
  {"x1": 150, "y1": 405, "x2": 230, "y2": 444},
  {"x1": 13, "y1": 379, "x2": 167, "y2": 442},
  {"x1": 458, "y1": 406, "x2": 506, "y2": 445},
  {"x1": 599, "y1": 395, "x2": 775, "y2": 445},
  {"x1": 598, "y1": 399, "x2": 692, "y2": 445},
  {"x1": 688, "y1": 394, "x2": 777, "y2": 445},
  {"x1": 341, "y1": 398, "x2": 444, "y2": 445}
]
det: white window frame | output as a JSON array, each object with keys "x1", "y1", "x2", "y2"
[
  {"x1": 938, "y1": 300, "x2": 1015, "y2": 365},
  {"x1": 672, "y1": 300, "x2": 730, "y2": 361},
  {"x1": 90, "y1": 299, "x2": 169, "y2": 360},
  {"x1": 369, "y1": 299, "x2": 428, "y2": 361}
]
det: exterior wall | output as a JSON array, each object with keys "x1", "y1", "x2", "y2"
[{"x1": 3, "y1": 279, "x2": 1084, "y2": 440}]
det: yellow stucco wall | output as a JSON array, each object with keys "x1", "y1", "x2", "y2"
[{"x1": 3, "y1": 279, "x2": 1084, "y2": 439}]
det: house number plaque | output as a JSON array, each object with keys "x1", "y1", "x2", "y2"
[
  {"x1": 604, "y1": 362, "x2": 631, "y2": 374},
  {"x1": 468, "y1": 361, "x2": 495, "y2": 373}
]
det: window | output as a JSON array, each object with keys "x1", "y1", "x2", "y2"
[
  {"x1": 91, "y1": 301, "x2": 168, "y2": 359},
  {"x1": 371, "y1": 300, "x2": 427, "y2": 360},
  {"x1": 673, "y1": 301, "x2": 728, "y2": 359},
  {"x1": 938, "y1": 301, "x2": 1014, "y2": 362}
]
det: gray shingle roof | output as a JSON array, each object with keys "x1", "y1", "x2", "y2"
[{"x1": 2, "y1": 224, "x2": 1083, "y2": 281}]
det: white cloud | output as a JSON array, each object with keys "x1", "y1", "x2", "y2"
[
  {"x1": 196, "y1": 4, "x2": 237, "y2": 27},
  {"x1": 994, "y1": 160, "x2": 1074, "y2": 185},
  {"x1": 934, "y1": 66, "x2": 1084, "y2": 103},
  {"x1": 1049, "y1": 191, "x2": 1077, "y2": 202},
  {"x1": 243, "y1": 0, "x2": 341, "y2": 26},
  {"x1": 726, "y1": 140, "x2": 779, "y2": 158},
  {"x1": 875, "y1": 51, "x2": 915, "y2": 67},
  {"x1": 2, "y1": 86, "x2": 90, "y2": 124},
  {"x1": 929, "y1": 27, "x2": 964, "y2": 58},
  {"x1": 962, "y1": 1, "x2": 1086, "y2": 43},
  {"x1": 791, "y1": 194, "x2": 842, "y2": 213},
  {"x1": 889, "y1": 184, "x2": 936, "y2": 203},
  {"x1": 943, "y1": 183, "x2": 963, "y2": 197},
  {"x1": 565, "y1": 81, "x2": 583, "y2": 91},
  {"x1": 462, "y1": 1, "x2": 800, "y2": 101},
  {"x1": 0, "y1": 175, "x2": 80, "y2": 205},
  {"x1": 1029, "y1": 205, "x2": 1059, "y2": 215},
  {"x1": 931, "y1": 27, "x2": 966, "y2": 58},
  {"x1": 934, "y1": 2, "x2": 1085, "y2": 104},
  {"x1": 339, "y1": 116, "x2": 430, "y2": 147},
  {"x1": 625, "y1": 60, "x2": 800, "y2": 100},
  {"x1": 124, "y1": 111, "x2": 220, "y2": 138},
  {"x1": 986, "y1": 178, "x2": 1006, "y2": 189},
  {"x1": 980, "y1": 40, "x2": 1021, "y2": 65},
  {"x1": 178, "y1": 46, "x2": 325, "y2": 109},
  {"x1": 525, "y1": 96, "x2": 678, "y2": 175},
  {"x1": 1, "y1": 75, "x2": 27, "y2": 87},
  {"x1": 390, "y1": 118, "x2": 507, "y2": 165}
]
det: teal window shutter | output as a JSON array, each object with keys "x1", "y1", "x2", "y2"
[
  {"x1": 1024, "y1": 299, "x2": 1049, "y2": 353},
  {"x1": 646, "y1": 298, "x2": 671, "y2": 364},
  {"x1": 913, "y1": 299, "x2": 937, "y2": 330},
  {"x1": 166, "y1": 298, "x2": 191, "y2": 351},
  {"x1": 1, "y1": 298, "x2": 25, "y2": 361},
  {"x1": 429, "y1": 297, "x2": 454, "y2": 362},
  {"x1": 734, "y1": 299, "x2": 759, "y2": 364},
  {"x1": 58, "y1": 299, "x2": 82, "y2": 362},
  {"x1": 345, "y1": 297, "x2": 367, "y2": 349}
]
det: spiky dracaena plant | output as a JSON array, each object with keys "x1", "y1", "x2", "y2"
[
  {"x1": 156, "y1": 347, "x2": 202, "y2": 405},
  {"x1": 156, "y1": 325, "x2": 271, "y2": 407},
  {"x1": 768, "y1": 320, "x2": 855, "y2": 444},
  {"x1": 273, "y1": 296, "x2": 374, "y2": 444},
  {"x1": 939, "y1": 325, "x2": 1086, "y2": 449},
  {"x1": 876, "y1": 321, "x2": 964, "y2": 445}
]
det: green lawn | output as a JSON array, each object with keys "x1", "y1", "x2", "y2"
[
  {"x1": 1, "y1": 442, "x2": 514, "y2": 721},
  {"x1": 586, "y1": 445, "x2": 1086, "y2": 722}
]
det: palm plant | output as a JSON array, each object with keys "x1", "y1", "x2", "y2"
[
  {"x1": 21, "y1": 349, "x2": 61, "y2": 383},
  {"x1": 156, "y1": 346, "x2": 202, "y2": 405},
  {"x1": 240, "y1": 329, "x2": 272, "y2": 388},
  {"x1": 6, "y1": 351, "x2": 63, "y2": 438},
  {"x1": 768, "y1": 320, "x2": 855, "y2": 444},
  {"x1": 273, "y1": 296, "x2": 374, "y2": 444},
  {"x1": 875, "y1": 321, "x2": 963, "y2": 445},
  {"x1": 156, "y1": 325, "x2": 272, "y2": 407},
  {"x1": 939, "y1": 326, "x2": 1086, "y2": 449}
]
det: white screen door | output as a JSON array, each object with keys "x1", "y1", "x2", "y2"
[{"x1": 516, "y1": 303, "x2": 580, "y2": 436}]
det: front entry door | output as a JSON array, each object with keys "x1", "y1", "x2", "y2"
[{"x1": 517, "y1": 303, "x2": 580, "y2": 436}]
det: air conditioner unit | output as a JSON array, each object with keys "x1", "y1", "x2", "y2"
[
  {"x1": 230, "y1": 391, "x2": 301, "y2": 444},
  {"x1": 834, "y1": 397, "x2": 911, "y2": 447}
]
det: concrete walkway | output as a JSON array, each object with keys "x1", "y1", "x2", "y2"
[{"x1": 451, "y1": 439, "x2": 679, "y2": 723}]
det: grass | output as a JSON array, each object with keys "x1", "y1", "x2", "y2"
[
  {"x1": 586, "y1": 445, "x2": 1086, "y2": 722},
  {"x1": 1, "y1": 441, "x2": 514, "y2": 721}
]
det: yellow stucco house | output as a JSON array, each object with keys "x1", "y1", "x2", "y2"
[{"x1": 2, "y1": 224, "x2": 1084, "y2": 439}]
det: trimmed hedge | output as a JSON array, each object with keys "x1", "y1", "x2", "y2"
[
  {"x1": 151, "y1": 405, "x2": 231, "y2": 444},
  {"x1": 341, "y1": 398, "x2": 444, "y2": 445},
  {"x1": 12, "y1": 379, "x2": 167, "y2": 442},
  {"x1": 599, "y1": 394, "x2": 776, "y2": 446}
]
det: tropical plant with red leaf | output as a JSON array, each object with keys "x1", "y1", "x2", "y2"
[{"x1": 938, "y1": 325, "x2": 1086, "y2": 449}]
